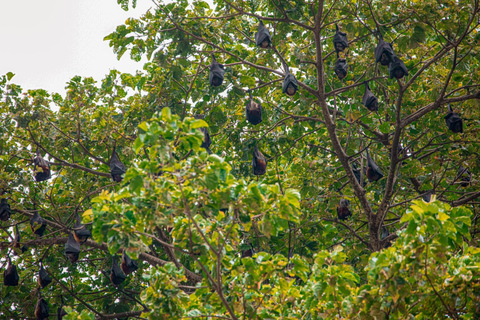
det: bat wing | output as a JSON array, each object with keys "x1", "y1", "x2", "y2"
[{"x1": 282, "y1": 73, "x2": 298, "y2": 93}]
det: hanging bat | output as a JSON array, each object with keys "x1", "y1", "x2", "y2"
[
  {"x1": 13, "y1": 224, "x2": 28, "y2": 254},
  {"x1": 362, "y1": 82, "x2": 379, "y2": 112},
  {"x1": 64, "y1": 233, "x2": 81, "y2": 263},
  {"x1": 241, "y1": 242, "x2": 255, "y2": 258},
  {"x1": 200, "y1": 127, "x2": 212, "y2": 154},
  {"x1": 33, "y1": 153, "x2": 51, "y2": 182},
  {"x1": 255, "y1": 20, "x2": 272, "y2": 48},
  {"x1": 30, "y1": 210, "x2": 47, "y2": 237},
  {"x1": 388, "y1": 56, "x2": 408, "y2": 79},
  {"x1": 381, "y1": 226, "x2": 392, "y2": 248},
  {"x1": 456, "y1": 165, "x2": 471, "y2": 187},
  {"x1": 282, "y1": 69, "x2": 298, "y2": 96},
  {"x1": 110, "y1": 256, "x2": 126, "y2": 286},
  {"x1": 121, "y1": 251, "x2": 139, "y2": 275},
  {"x1": 73, "y1": 212, "x2": 91, "y2": 244},
  {"x1": 333, "y1": 24, "x2": 348, "y2": 52},
  {"x1": 334, "y1": 54, "x2": 348, "y2": 80},
  {"x1": 252, "y1": 145, "x2": 267, "y2": 176},
  {"x1": 422, "y1": 190, "x2": 433, "y2": 202},
  {"x1": 110, "y1": 147, "x2": 126, "y2": 182},
  {"x1": 366, "y1": 149, "x2": 384, "y2": 182},
  {"x1": 209, "y1": 54, "x2": 225, "y2": 87},
  {"x1": 57, "y1": 296, "x2": 67, "y2": 320},
  {"x1": 35, "y1": 291, "x2": 49, "y2": 320},
  {"x1": 0, "y1": 198, "x2": 11, "y2": 221},
  {"x1": 444, "y1": 104, "x2": 463, "y2": 133},
  {"x1": 38, "y1": 263, "x2": 52, "y2": 288},
  {"x1": 374, "y1": 34, "x2": 395, "y2": 66},
  {"x1": 352, "y1": 164, "x2": 367, "y2": 187},
  {"x1": 336, "y1": 198, "x2": 352, "y2": 220},
  {"x1": 3, "y1": 257, "x2": 19, "y2": 286},
  {"x1": 246, "y1": 91, "x2": 262, "y2": 125}
]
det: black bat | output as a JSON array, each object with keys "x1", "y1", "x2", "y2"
[
  {"x1": 110, "y1": 147, "x2": 126, "y2": 182},
  {"x1": 444, "y1": 104, "x2": 463, "y2": 133},
  {"x1": 422, "y1": 190, "x2": 433, "y2": 202},
  {"x1": 35, "y1": 292, "x2": 49, "y2": 320},
  {"x1": 64, "y1": 233, "x2": 81, "y2": 263},
  {"x1": 73, "y1": 212, "x2": 91, "y2": 244},
  {"x1": 241, "y1": 242, "x2": 255, "y2": 258},
  {"x1": 209, "y1": 54, "x2": 225, "y2": 87},
  {"x1": 456, "y1": 165, "x2": 471, "y2": 187},
  {"x1": 381, "y1": 226, "x2": 392, "y2": 248},
  {"x1": 352, "y1": 164, "x2": 367, "y2": 187},
  {"x1": 0, "y1": 198, "x2": 11, "y2": 221},
  {"x1": 3, "y1": 257, "x2": 19, "y2": 286},
  {"x1": 388, "y1": 56, "x2": 408, "y2": 79},
  {"x1": 30, "y1": 210, "x2": 47, "y2": 237},
  {"x1": 374, "y1": 34, "x2": 395, "y2": 66},
  {"x1": 252, "y1": 145, "x2": 267, "y2": 176},
  {"x1": 282, "y1": 68, "x2": 298, "y2": 96},
  {"x1": 333, "y1": 24, "x2": 348, "y2": 52},
  {"x1": 362, "y1": 82, "x2": 379, "y2": 112},
  {"x1": 334, "y1": 54, "x2": 348, "y2": 80},
  {"x1": 246, "y1": 91, "x2": 263, "y2": 125},
  {"x1": 38, "y1": 263, "x2": 52, "y2": 288},
  {"x1": 336, "y1": 198, "x2": 352, "y2": 220},
  {"x1": 33, "y1": 153, "x2": 51, "y2": 182},
  {"x1": 366, "y1": 149, "x2": 384, "y2": 182},
  {"x1": 121, "y1": 251, "x2": 139, "y2": 275},
  {"x1": 255, "y1": 20, "x2": 271, "y2": 48},
  {"x1": 200, "y1": 127, "x2": 212, "y2": 154},
  {"x1": 57, "y1": 296, "x2": 67, "y2": 320},
  {"x1": 13, "y1": 224, "x2": 28, "y2": 254},
  {"x1": 110, "y1": 256, "x2": 126, "y2": 286}
]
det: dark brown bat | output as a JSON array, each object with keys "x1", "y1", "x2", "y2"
[
  {"x1": 30, "y1": 210, "x2": 47, "y2": 237},
  {"x1": 362, "y1": 82, "x2": 378, "y2": 112},
  {"x1": 38, "y1": 263, "x2": 52, "y2": 288},
  {"x1": 252, "y1": 145, "x2": 267, "y2": 176},
  {"x1": 422, "y1": 190, "x2": 433, "y2": 202},
  {"x1": 200, "y1": 127, "x2": 212, "y2": 154},
  {"x1": 13, "y1": 224, "x2": 28, "y2": 254},
  {"x1": 366, "y1": 149, "x2": 384, "y2": 182},
  {"x1": 110, "y1": 256, "x2": 126, "y2": 286},
  {"x1": 336, "y1": 198, "x2": 352, "y2": 220},
  {"x1": 282, "y1": 66, "x2": 298, "y2": 96},
  {"x1": 381, "y1": 226, "x2": 392, "y2": 248},
  {"x1": 3, "y1": 257, "x2": 19, "y2": 286},
  {"x1": 246, "y1": 91, "x2": 262, "y2": 125},
  {"x1": 121, "y1": 251, "x2": 139, "y2": 275},
  {"x1": 352, "y1": 164, "x2": 367, "y2": 187},
  {"x1": 241, "y1": 242, "x2": 255, "y2": 258},
  {"x1": 374, "y1": 34, "x2": 395, "y2": 66},
  {"x1": 64, "y1": 233, "x2": 81, "y2": 263},
  {"x1": 0, "y1": 198, "x2": 11, "y2": 221},
  {"x1": 333, "y1": 24, "x2": 348, "y2": 52},
  {"x1": 255, "y1": 20, "x2": 272, "y2": 48},
  {"x1": 35, "y1": 292, "x2": 49, "y2": 320},
  {"x1": 334, "y1": 54, "x2": 348, "y2": 80},
  {"x1": 388, "y1": 56, "x2": 408, "y2": 79},
  {"x1": 33, "y1": 153, "x2": 51, "y2": 182},
  {"x1": 110, "y1": 147, "x2": 126, "y2": 182},
  {"x1": 444, "y1": 104, "x2": 463, "y2": 133},
  {"x1": 73, "y1": 212, "x2": 91, "y2": 244},
  {"x1": 456, "y1": 165, "x2": 471, "y2": 187},
  {"x1": 209, "y1": 54, "x2": 225, "y2": 87}
]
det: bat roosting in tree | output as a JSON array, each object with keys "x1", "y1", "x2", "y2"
[
  {"x1": 374, "y1": 34, "x2": 395, "y2": 66},
  {"x1": 73, "y1": 212, "x2": 91, "y2": 244},
  {"x1": 362, "y1": 82, "x2": 378, "y2": 112},
  {"x1": 200, "y1": 127, "x2": 212, "y2": 154},
  {"x1": 110, "y1": 147, "x2": 126, "y2": 182},
  {"x1": 456, "y1": 165, "x2": 471, "y2": 187},
  {"x1": 422, "y1": 190, "x2": 433, "y2": 202},
  {"x1": 352, "y1": 164, "x2": 367, "y2": 187},
  {"x1": 0, "y1": 198, "x2": 11, "y2": 221},
  {"x1": 209, "y1": 54, "x2": 225, "y2": 87},
  {"x1": 333, "y1": 24, "x2": 348, "y2": 52},
  {"x1": 64, "y1": 233, "x2": 81, "y2": 263},
  {"x1": 14, "y1": 224, "x2": 28, "y2": 254},
  {"x1": 3, "y1": 256, "x2": 19, "y2": 286},
  {"x1": 30, "y1": 210, "x2": 47, "y2": 237},
  {"x1": 35, "y1": 291, "x2": 49, "y2": 320},
  {"x1": 246, "y1": 91, "x2": 262, "y2": 125},
  {"x1": 444, "y1": 104, "x2": 463, "y2": 133},
  {"x1": 241, "y1": 242, "x2": 255, "y2": 258},
  {"x1": 388, "y1": 56, "x2": 408, "y2": 79},
  {"x1": 336, "y1": 198, "x2": 352, "y2": 220},
  {"x1": 282, "y1": 65, "x2": 298, "y2": 96},
  {"x1": 366, "y1": 149, "x2": 384, "y2": 182},
  {"x1": 110, "y1": 256, "x2": 126, "y2": 286},
  {"x1": 334, "y1": 54, "x2": 348, "y2": 80},
  {"x1": 255, "y1": 20, "x2": 271, "y2": 48},
  {"x1": 381, "y1": 227, "x2": 392, "y2": 248},
  {"x1": 38, "y1": 263, "x2": 52, "y2": 288},
  {"x1": 33, "y1": 153, "x2": 51, "y2": 182},
  {"x1": 121, "y1": 251, "x2": 139, "y2": 275},
  {"x1": 252, "y1": 145, "x2": 267, "y2": 176}
]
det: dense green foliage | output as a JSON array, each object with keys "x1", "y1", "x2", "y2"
[{"x1": 1, "y1": 0, "x2": 480, "y2": 319}]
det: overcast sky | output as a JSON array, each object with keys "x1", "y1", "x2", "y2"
[{"x1": 0, "y1": 0, "x2": 153, "y2": 95}]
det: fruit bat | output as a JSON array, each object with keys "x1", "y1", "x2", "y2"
[
  {"x1": 336, "y1": 198, "x2": 352, "y2": 220},
  {"x1": 362, "y1": 82, "x2": 378, "y2": 112},
  {"x1": 121, "y1": 251, "x2": 138, "y2": 275},
  {"x1": 200, "y1": 127, "x2": 212, "y2": 154},
  {"x1": 33, "y1": 153, "x2": 51, "y2": 182},
  {"x1": 57, "y1": 296, "x2": 67, "y2": 320},
  {"x1": 366, "y1": 149, "x2": 384, "y2": 182},
  {"x1": 252, "y1": 145, "x2": 267, "y2": 176},
  {"x1": 255, "y1": 20, "x2": 271, "y2": 48},
  {"x1": 64, "y1": 233, "x2": 81, "y2": 263},
  {"x1": 110, "y1": 256, "x2": 126, "y2": 286},
  {"x1": 374, "y1": 35, "x2": 395, "y2": 66},
  {"x1": 333, "y1": 24, "x2": 348, "y2": 52},
  {"x1": 35, "y1": 292, "x2": 49, "y2": 320},
  {"x1": 381, "y1": 226, "x2": 392, "y2": 248},
  {"x1": 73, "y1": 212, "x2": 91, "y2": 244},
  {"x1": 444, "y1": 104, "x2": 463, "y2": 133},
  {"x1": 334, "y1": 54, "x2": 348, "y2": 80},
  {"x1": 456, "y1": 165, "x2": 471, "y2": 187},
  {"x1": 282, "y1": 67, "x2": 298, "y2": 96},
  {"x1": 422, "y1": 190, "x2": 433, "y2": 202},
  {"x1": 0, "y1": 198, "x2": 11, "y2": 221},
  {"x1": 13, "y1": 224, "x2": 28, "y2": 254},
  {"x1": 110, "y1": 148, "x2": 126, "y2": 182},
  {"x1": 246, "y1": 91, "x2": 262, "y2": 125},
  {"x1": 30, "y1": 210, "x2": 47, "y2": 237},
  {"x1": 38, "y1": 263, "x2": 52, "y2": 288},
  {"x1": 241, "y1": 243, "x2": 255, "y2": 258},
  {"x1": 352, "y1": 164, "x2": 367, "y2": 187},
  {"x1": 388, "y1": 56, "x2": 408, "y2": 79},
  {"x1": 3, "y1": 257, "x2": 19, "y2": 286},
  {"x1": 209, "y1": 54, "x2": 225, "y2": 87}
]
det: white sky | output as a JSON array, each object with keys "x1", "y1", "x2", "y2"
[{"x1": 0, "y1": 0, "x2": 153, "y2": 95}]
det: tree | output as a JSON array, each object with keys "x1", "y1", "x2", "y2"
[{"x1": 1, "y1": 0, "x2": 480, "y2": 318}]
